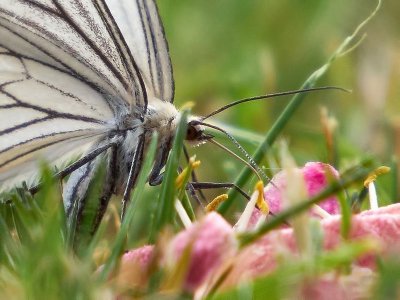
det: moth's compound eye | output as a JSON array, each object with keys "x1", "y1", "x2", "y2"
[{"x1": 186, "y1": 125, "x2": 199, "y2": 141}]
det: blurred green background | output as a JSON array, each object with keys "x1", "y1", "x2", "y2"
[{"x1": 155, "y1": 0, "x2": 399, "y2": 199}]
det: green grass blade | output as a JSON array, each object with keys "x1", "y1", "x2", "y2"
[
  {"x1": 99, "y1": 132, "x2": 158, "y2": 281},
  {"x1": 390, "y1": 156, "x2": 398, "y2": 203},
  {"x1": 149, "y1": 110, "x2": 189, "y2": 243},
  {"x1": 181, "y1": 193, "x2": 196, "y2": 222},
  {"x1": 338, "y1": 190, "x2": 352, "y2": 240}
]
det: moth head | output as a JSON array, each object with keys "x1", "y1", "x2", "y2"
[{"x1": 185, "y1": 118, "x2": 213, "y2": 146}]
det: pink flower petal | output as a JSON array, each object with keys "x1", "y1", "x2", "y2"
[
  {"x1": 122, "y1": 245, "x2": 154, "y2": 269},
  {"x1": 250, "y1": 162, "x2": 340, "y2": 228},
  {"x1": 116, "y1": 245, "x2": 155, "y2": 292},
  {"x1": 170, "y1": 212, "x2": 236, "y2": 292},
  {"x1": 301, "y1": 266, "x2": 376, "y2": 300},
  {"x1": 303, "y1": 162, "x2": 340, "y2": 215},
  {"x1": 119, "y1": 213, "x2": 236, "y2": 293}
]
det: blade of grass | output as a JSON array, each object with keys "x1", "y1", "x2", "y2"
[
  {"x1": 338, "y1": 191, "x2": 352, "y2": 240},
  {"x1": 149, "y1": 110, "x2": 189, "y2": 243},
  {"x1": 181, "y1": 193, "x2": 196, "y2": 222},
  {"x1": 218, "y1": 0, "x2": 382, "y2": 215},
  {"x1": 390, "y1": 156, "x2": 398, "y2": 203}
]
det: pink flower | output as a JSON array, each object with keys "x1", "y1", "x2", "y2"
[
  {"x1": 121, "y1": 212, "x2": 236, "y2": 293},
  {"x1": 250, "y1": 162, "x2": 340, "y2": 227},
  {"x1": 168, "y1": 212, "x2": 236, "y2": 292},
  {"x1": 122, "y1": 245, "x2": 154, "y2": 270},
  {"x1": 117, "y1": 162, "x2": 397, "y2": 298},
  {"x1": 114, "y1": 245, "x2": 154, "y2": 292},
  {"x1": 224, "y1": 203, "x2": 400, "y2": 298},
  {"x1": 119, "y1": 203, "x2": 400, "y2": 297}
]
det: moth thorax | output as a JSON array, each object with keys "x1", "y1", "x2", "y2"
[{"x1": 144, "y1": 99, "x2": 179, "y2": 140}]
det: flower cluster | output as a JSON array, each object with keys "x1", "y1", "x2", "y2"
[{"x1": 115, "y1": 162, "x2": 396, "y2": 298}]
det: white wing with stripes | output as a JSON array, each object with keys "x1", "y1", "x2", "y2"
[
  {"x1": 0, "y1": 48, "x2": 113, "y2": 187},
  {"x1": 0, "y1": 0, "x2": 148, "y2": 111},
  {"x1": 106, "y1": 0, "x2": 174, "y2": 103},
  {"x1": 0, "y1": 0, "x2": 175, "y2": 189}
]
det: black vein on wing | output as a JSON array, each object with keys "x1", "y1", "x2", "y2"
[
  {"x1": 0, "y1": 20, "x2": 120, "y2": 115},
  {"x1": 142, "y1": 0, "x2": 163, "y2": 98},
  {"x1": 93, "y1": 0, "x2": 148, "y2": 113},
  {"x1": 0, "y1": 5, "x2": 122, "y2": 99},
  {"x1": 152, "y1": 0, "x2": 175, "y2": 103},
  {"x1": 0, "y1": 115, "x2": 53, "y2": 136},
  {"x1": 0, "y1": 131, "x2": 98, "y2": 169},
  {"x1": 0, "y1": 84, "x2": 105, "y2": 125},
  {"x1": 23, "y1": 0, "x2": 128, "y2": 94},
  {"x1": 1, "y1": 49, "x2": 107, "y2": 117},
  {"x1": 51, "y1": 0, "x2": 129, "y2": 88},
  {"x1": 34, "y1": 78, "x2": 107, "y2": 118},
  {"x1": 135, "y1": 0, "x2": 174, "y2": 103},
  {"x1": 0, "y1": 1, "x2": 142, "y2": 112},
  {"x1": 136, "y1": 0, "x2": 154, "y2": 93}
]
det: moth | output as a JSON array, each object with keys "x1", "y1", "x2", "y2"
[
  {"x1": 0, "y1": 0, "x2": 217, "y2": 228},
  {"x1": 0, "y1": 1, "x2": 334, "y2": 232}
]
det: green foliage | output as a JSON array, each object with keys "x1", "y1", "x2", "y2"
[{"x1": 0, "y1": 166, "x2": 99, "y2": 299}]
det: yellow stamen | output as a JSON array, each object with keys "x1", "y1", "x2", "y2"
[
  {"x1": 175, "y1": 156, "x2": 201, "y2": 189},
  {"x1": 255, "y1": 180, "x2": 269, "y2": 214},
  {"x1": 192, "y1": 160, "x2": 201, "y2": 168},
  {"x1": 206, "y1": 194, "x2": 228, "y2": 212},
  {"x1": 364, "y1": 166, "x2": 390, "y2": 187}
]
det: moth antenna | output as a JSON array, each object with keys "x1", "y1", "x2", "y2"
[
  {"x1": 195, "y1": 121, "x2": 270, "y2": 183},
  {"x1": 209, "y1": 139, "x2": 263, "y2": 182},
  {"x1": 201, "y1": 86, "x2": 350, "y2": 121}
]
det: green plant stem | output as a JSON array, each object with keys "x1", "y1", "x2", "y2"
[{"x1": 149, "y1": 110, "x2": 189, "y2": 243}]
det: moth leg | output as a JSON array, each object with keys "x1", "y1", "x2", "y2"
[
  {"x1": 148, "y1": 172, "x2": 164, "y2": 186},
  {"x1": 121, "y1": 134, "x2": 145, "y2": 219},
  {"x1": 183, "y1": 146, "x2": 207, "y2": 203},
  {"x1": 189, "y1": 182, "x2": 250, "y2": 200},
  {"x1": 186, "y1": 181, "x2": 205, "y2": 207},
  {"x1": 29, "y1": 141, "x2": 118, "y2": 195},
  {"x1": 148, "y1": 141, "x2": 172, "y2": 186}
]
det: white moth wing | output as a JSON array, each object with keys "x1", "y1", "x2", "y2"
[
  {"x1": 0, "y1": 0, "x2": 147, "y2": 111},
  {"x1": 106, "y1": 0, "x2": 174, "y2": 103},
  {"x1": 0, "y1": 0, "x2": 170, "y2": 190},
  {"x1": 0, "y1": 49, "x2": 114, "y2": 189},
  {"x1": 0, "y1": 136, "x2": 99, "y2": 190}
]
